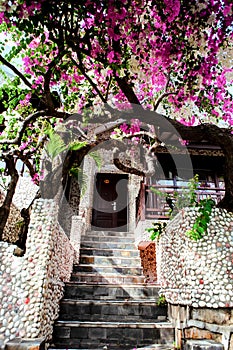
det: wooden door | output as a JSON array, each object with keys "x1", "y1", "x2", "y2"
[{"x1": 91, "y1": 173, "x2": 128, "y2": 231}]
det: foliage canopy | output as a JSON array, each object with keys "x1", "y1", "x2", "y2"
[{"x1": 0, "y1": 0, "x2": 232, "y2": 239}]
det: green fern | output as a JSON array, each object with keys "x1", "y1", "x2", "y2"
[
  {"x1": 69, "y1": 141, "x2": 87, "y2": 151},
  {"x1": 88, "y1": 151, "x2": 102, "y2": 171},
  {"x1": 45, "y1": 132, "x2": 67, "y2": 160},
  {"x1": 69, "y1": 166, "x2": 88, "y2": 198},
  {"x1": 44, "y1": 122, "x2": 54, "y2": 138}
]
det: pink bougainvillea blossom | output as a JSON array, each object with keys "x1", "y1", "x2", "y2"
[{"x1": 31, "y1": 172, "x2": 44, "y2": 185}]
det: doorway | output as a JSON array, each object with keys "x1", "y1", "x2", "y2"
[{"x1": 91, "y1": 173, "x2": 128, "y2": 231}]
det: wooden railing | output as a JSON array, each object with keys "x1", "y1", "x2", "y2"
[{"x1": 136, "y1": 182, "x2": 225, "y2": 221}]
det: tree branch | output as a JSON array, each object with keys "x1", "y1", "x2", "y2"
[
  {"x1": 0, "y1": 54, "x2": 32, "y2": 89},
  {"x1": 70, "y1": 56, "x2": 107, "y2": 104},
  {"x1": 105, "y1": 75, "x2": 112, "y2": 101},
  {"x1": 43, "y1": 50, "x2": 67, "y2": 110},
  {"x1": 0, "y1": 110, "x2": 48, "y2": 145},
  {"x1": 153, "y1": 73, "x2": 177, "y2": 111},
  {"x1": 114, "y1": 75, "x2": 141, "y2": 105},
  {"x1": 154, "y1": 91, "x2": 177, "y2": 111},
  {"x1": 123, "y1": 130, "x2": 159, "y2": 141},
  {"x1": 113, "y1": 147, "x2": 156, "y2": 177},
  {"x1": 14, "y1": 151, "x2": 37, "y2": 178}
]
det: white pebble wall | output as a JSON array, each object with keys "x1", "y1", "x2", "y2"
[
  {"x1": 157, "y1": 207, "x2": 233, "y2": 308},
  {"x1": 0, "y1": 199, "x2": 74, "y2": 346}
]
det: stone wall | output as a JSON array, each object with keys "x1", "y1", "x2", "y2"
[
  {"x1": 157, "y1": 207, "x2": 233, "y2": 307},
  {"x1": 0, "y1": 199, "x2": 74, "y2": 346},
  {"x1": 1, "y1": 176, "x2": 39, "y2": 242},
  {"x1": 157, "y1": 207, "x2": 233, "y2": 349}
]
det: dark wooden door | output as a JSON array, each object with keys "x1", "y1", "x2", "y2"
[{"x1": 91, "y1": 173, "x2": 128, "y2": 231}]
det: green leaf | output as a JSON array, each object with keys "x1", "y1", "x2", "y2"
[
  {"x1": 69, "y1": 166, "x2": 80, "y2": 179},
  {"x1": 145, "y1": 228, "x2": 154, "y2": 233},
  {"x1": 89, "y1": 151, "x2": 102, "y2": 171},
  {"x1": 46, "y1": 133, "x2": 67, "y2": 160},
  {"x1": 69, "y1": 141, "x2": 87, "y2": 151},
  {"x1": 197, "y1": 226, "x2": 204, "y2": 235}
]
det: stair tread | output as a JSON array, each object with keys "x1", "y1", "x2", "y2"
[
  {"x1": 55, "y1": 320, "x2": 173, "y2": 328},
  {"x1": 65, "y1": 282, "x2": 159, "y2": 287},
  {"x1": 73, "y1": 268, "x2": 143, "y2": 272},
  {"x1": 49, "y1": 346, "x2": 173, "y2": 350},
  {"x1": 81, "y1": 241, "x2": 135, "y2": 244},
  {"x1": 81, "y1": 245, "x2": 136, "y2": 249},
  {"x1": 87, "y1": 231, "x2": 133, "y2": 234},
  {"x1": 60, "y1": 299, "x2": 159, "y2": 304},
  {"x1": 72, "y1": 272, "x2": 143, "y2": 277},
  {"x1": 74, "y1": 264, "x2": 142, "y2": 269},
  {"x1": 80, "y1": 255, "x2": 140, "y2": 259},
  {"x1": 83, "y1": 235, "x2": 134, "y2": 239},
  {"x1": 81, "y1": 247, "x2": 137, "y2": 251}
]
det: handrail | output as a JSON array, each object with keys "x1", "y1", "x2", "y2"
[
  {"x1": 137, "y1": 183, "x2": 225, "y2": 221},
  {"x1": 148, "y1": 184, "x2": 224, "y2": 191}
]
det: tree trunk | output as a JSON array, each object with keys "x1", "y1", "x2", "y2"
[
  {"x1": 0, "y1": 157, "x2": 19, "y2": 240},
  {"x1": 14, "y1": 190, "x2": 40, "y2": 253}
]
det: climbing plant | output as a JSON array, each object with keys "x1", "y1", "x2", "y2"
[
  {"x1": 186, "y1": 198, "x2": 215, "y2": 241},
  {"x1": 146, "y1": 222, "x2": 167, "y2": 241},
  {"x1": 147, "y1": 175, "x2": 216, "y2": 241}
]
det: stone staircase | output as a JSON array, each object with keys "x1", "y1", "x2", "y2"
[{"x1": 50, "y1": 230, "x2": 174, "y2": 349}]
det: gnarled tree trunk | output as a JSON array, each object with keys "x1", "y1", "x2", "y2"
[{"x1": 0, "y1": 156, "x2": 19, "y2": 240}]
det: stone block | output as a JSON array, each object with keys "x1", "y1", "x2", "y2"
[
  {"x1": 184, "y1": 327, "x2": 221, "y2": 341},
  {"x1": 70, "y1": 327, "x2": 88, "y2": 339},
  {"x1": 53, "y1": 326, "x2": 71, "y2": 339},
  {"x1": 184, "y1": 339, "x2": 224, "y2": 350},
  {"x1": 159, "y1": 328, "x2": 175, "y2": 343},
  {"x1": 5, "y1": 338, "x2": 46, "y2": 350},
  {"x1": 88, "y1": 327, "x2": 107, "y2": 339},
  {"x1": 192, "y1": 308, "x2": 231, "y2": 325},
  {"x1": 106, "y1": 328, "x2": 123, "y2": 340},
  {"x1": 142, "y1": 328, "x2": 160, "y2": 341},
  {"x1": 123, "y1": 328, "x2": 143, "y2": 340}
]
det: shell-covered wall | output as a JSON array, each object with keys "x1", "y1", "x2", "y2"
[
  {"x1": 1, "y1": 176, "x2": 39, "y2": 242},
  {"x1": 0, "y1": 199, "x2": 74, "y2": 346},
  {"x1": 157, "y1": 207, "x2": 233, "y2": 308}
]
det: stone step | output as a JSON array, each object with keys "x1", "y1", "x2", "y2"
[
  {"x1": 73, "y1": 264, "x2": 143, "y2": 275},
  {"x1": 59, "y1": 299, "x2": 168, "y2": 322},
  {"x1": 184, "y1": 339, "x2": 224, "y2": 350},
  {"x1": 81, "y1": 241, "x2": 137, "y2": 250},
  {"x1": 86, "y1": 231, "x2": 134, "y2": 238},
  {"x1": 80, "y1": 247, "x2": 140, "y2": 258},
  {"x1": 49, "y1": 345, "x2": 174, "y2": 350},
  {"x1": 5, "y1": 338, "x2": 46, "y2": 350},
  {"x1": 81, "y1": 235, "x2": 133, "y2": 243},
  {"x1": 71, "y1": 272, "x2": 145, "y2": 284},
  {"x1": 52, "y1": 321, "x2": 174, "y2": 349},
  {"x1": 63, "y1": 283, "x2": 161, "y2": 300},
  {"x1": 79, "y1": 255, "x2": 141, "y2": 266}
]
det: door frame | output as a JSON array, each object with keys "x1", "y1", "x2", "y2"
[{"x1": 91, "y1": 173, "x2": 129, "y2": 231}]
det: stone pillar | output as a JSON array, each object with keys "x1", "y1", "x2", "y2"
[
  {"x1": 78, "y1": 155, "x2": 96, "y2": 232},
  {"x1": 128, "y1": 174, "x2": 142, "y2": 232},
  {"x1": 70, "y1": 215, "x2": 84, "y2": 264}
]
